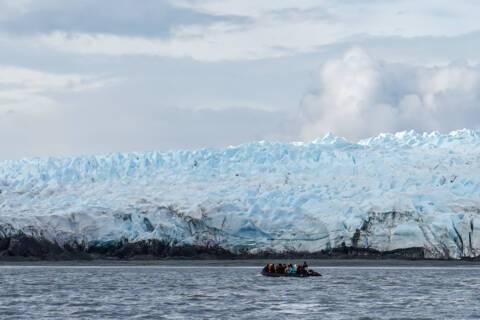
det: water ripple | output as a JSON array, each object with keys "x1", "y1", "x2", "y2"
[{"x1": 0, "y1": 266, "x2": 479, "y2": 319}]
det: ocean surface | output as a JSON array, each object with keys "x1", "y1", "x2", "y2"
[{"x1": 1, "y1": 264, "x2": 479, "y2": 319}]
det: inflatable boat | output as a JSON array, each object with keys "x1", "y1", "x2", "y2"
[{"x1": 261, "y1": 270, "x2": 322, "y2": 277}]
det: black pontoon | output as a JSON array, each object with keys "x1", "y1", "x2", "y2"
[{"x1": 261, "y1": 270, "x2": 321, "y2": 277}]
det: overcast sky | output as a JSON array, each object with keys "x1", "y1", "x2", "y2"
[{"x1": 1, "y1": 0, "x2": 480, "y2": 159}]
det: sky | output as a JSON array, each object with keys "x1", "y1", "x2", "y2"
[{"x1": 1, "y1": 0, "x2": 480, "y2": 159}]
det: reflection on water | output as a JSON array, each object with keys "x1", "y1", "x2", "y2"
[{"x1": 0, "y1": 266, "x2": 479, "y2": 319}]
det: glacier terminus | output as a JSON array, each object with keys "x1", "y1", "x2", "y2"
[{"x1": 1, "y1": 129, "x2": 480, "y2": 259}]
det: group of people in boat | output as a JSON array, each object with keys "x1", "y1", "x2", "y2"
[{"x1": 263, "y1": 261, "x2": 311, "y2": 275}]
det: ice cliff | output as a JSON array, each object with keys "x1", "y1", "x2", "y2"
[{"x1": 1, "y1": 129, "x2": 480, "y2": 259}]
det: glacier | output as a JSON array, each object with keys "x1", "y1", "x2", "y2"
[{"x1": 1, "y1": 129, "x2": 480, "y2": 259}]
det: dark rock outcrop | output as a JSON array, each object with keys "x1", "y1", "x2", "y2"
[
  {"x1": 0, "y1": 235, "x2": 89, "y2": 260},
  {"x1": 0, "y1": 234, "x2": 429, "y2": 261}
]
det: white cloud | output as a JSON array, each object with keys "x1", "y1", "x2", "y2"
[
  {"x1": 299, "y1": 48, "x2": 480, "y2": 141},
  {"x1": 30, "y1": 1, "x2": 480, "y2": 61},
  {"x1": 37, "y1": 27, "x2": 295, "y2": 61},
  {"x1": 0, "y1": 65, "x2": 109, "y2": 91},
  {"x1": 0, "y1": 65, "x2": 114, "y2": 115},
  {"x1": 175, "y1": 0, "x2": 325, "y2": 18}
]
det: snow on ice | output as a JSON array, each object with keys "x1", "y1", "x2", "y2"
[{"x1": 1, "y1": 129, "x2": 480, "y2": 258}]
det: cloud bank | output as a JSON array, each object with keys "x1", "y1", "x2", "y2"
[
  {"x1": 10, "y1": 0, "x2": 478, "y2": 61},
  {"x1": 1, "y1": 1, "x2": 480, "y2": 159},
  {"x1": 300, "y1": 48, "x2": 480, "y2": 141},
  {"x1": 0, "y1": 0, "x2": 243, "y2": 37}
]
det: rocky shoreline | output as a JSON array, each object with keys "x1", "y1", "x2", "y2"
[{"x1": 0, "y1": 234, "x2": 470, "y2": 261}]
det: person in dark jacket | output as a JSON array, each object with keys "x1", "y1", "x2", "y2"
[{"x1": 303, "y1": 261, "x2": 309, "y2": 271}]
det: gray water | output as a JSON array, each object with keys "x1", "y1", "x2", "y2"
[{"x1": 1, "y1": 265, "x2": 479, "y2": 319}]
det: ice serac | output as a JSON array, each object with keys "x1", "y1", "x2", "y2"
[{"x1": 1, "y1": 129, "x2": 480, "y2": 259}]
